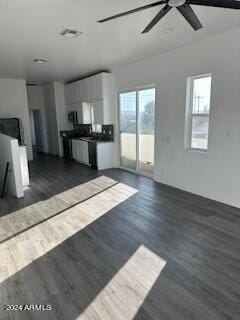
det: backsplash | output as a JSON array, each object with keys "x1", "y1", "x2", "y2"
[
  {"x1": 101, "y1": 125, "x2": 114, "y2": 141},
  {"x1": 73, "y1": 124, "x2": 114, "y2": 141},
  {"x1": 74, "y1": 124, "x2": 92, "y2": 136}
]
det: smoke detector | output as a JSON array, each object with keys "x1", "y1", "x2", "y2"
[{"x1": 60, "y1": 29, "x2": 82, "y2": 38}]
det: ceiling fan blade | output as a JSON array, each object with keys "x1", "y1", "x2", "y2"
[
  {"x1": 177, "y1": 4, "x2": 203, "y2": 30},
  {"x1": 186, "y1": 0, "x2": 240, "y2": 9},
  {"x1": 98, "y1": 1, "x2": 166, "y2": 23},
  {"x1": 142, "y1": 5, "x2": 172, "y2": 33}
]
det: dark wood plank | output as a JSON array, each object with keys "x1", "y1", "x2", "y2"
[{"x1": 0, "y1": 153, "x2": 239, "y2": 320}]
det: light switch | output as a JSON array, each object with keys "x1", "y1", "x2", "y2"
[{"x1": 226, "y1": 130, "x2": 231, "y2": 138}]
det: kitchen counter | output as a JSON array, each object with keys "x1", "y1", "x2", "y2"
[
  {"x1": 73, "y1": 137, "x2": 114, "y2": 144},
  {"x1": 71, "y1": 138, "x2": 114, "y2": 170}
]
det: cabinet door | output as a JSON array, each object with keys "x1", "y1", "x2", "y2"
[
  {"x1": 72, "y1": 140, "x2": 77, "y2": 160},
  {"x1": 85, "y1": 78, "x2": 91, "y2": 102},
  {"x1": 76, "y1": 140, "x2": 89, "y2": 164},
  {"x1": 93, "y1": 100, "x2": 104, "y2": 124},
  {"x1": 82, "y1": 103, "x2": 92, "y2": 124},
  {"x1": 71, "y1": 82, "x2": 78, "y2": 103},
  {"x1": 81, "y1": 79, "x2": 87, "y2": 102},
  {"x1": 87, "y1": 76, "x2": 94, "y2": 102},
  {"x1": 64, "y1": 86, "x2": 70, "y2": 104},
  {"x1": 82, "y1": 141, "x2": 89, "y2": 164},
  {"x1": 69, "y1": 83, "x2": 74, "y2": 104},
  {"x1": 93, "y1": 74, "x2": 103, "y2": 100},
  {"x1": 97, "y1": 143, "x2": 114, "y2": 170},
  {"x1": 77, "y1": 104, "x2": 83, "y2": 124},
  {"x1": 74, "y1": 80, "x2": 82, "y2": 103}
]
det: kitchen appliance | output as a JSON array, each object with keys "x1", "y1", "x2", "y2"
[
  {"x1": 88, "y1": 142, "x2": 97, "y2": 169},
  {"x1": 62, "y1": 139, "x2": 73, "y2": 161},
  {"x1": 68, "y1": 111, "x2": 78, "y2": 124},
  {"x1": 60, "y1": 130, "x2": 77, "y2": 160}
]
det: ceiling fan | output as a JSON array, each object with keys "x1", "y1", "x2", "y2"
[{"x1": 98, "y1": 0, "x2": 240, "y2": 33}]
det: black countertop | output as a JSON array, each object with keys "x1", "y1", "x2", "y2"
[{"x1": 72, "y1": 137, "x2": 114, "y2": 144}]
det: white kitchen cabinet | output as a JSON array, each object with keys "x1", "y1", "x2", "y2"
[
  {"x1": 72, "y1": 139, "x2": 114, "y2": 170},
  {"x1": 92, "y1": 74, "x2": 103, "y2": 101},
  {"x1": 71, "y1": 82, "x2": 77, "y2": 103},
  {"x1": 85, "y1": 77, "x2": 92, "y2": 102},
  {"x1": 97, "y1": 142, "x2": 114, "y2": 170},
  {"x1": 65, "y1": 72, "x2": 113, "y2": 124},
  {"x1": 72, "y1": 139, "x2": 90, "y2": 165},
  {"x1": 75, "y1": 80, "x2": 82, "y2": 102},
  {"x1": 92, "y1": 100, "x2": 104, "y2": 124},
  {"x1": 82, "y1": 103, "x2": 92, "y2": 124}
]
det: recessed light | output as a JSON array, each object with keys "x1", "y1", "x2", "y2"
[
  {"x1": 60, "y1": 29, "x2": 82, "y2": 38},
  {"x1": 34, "y1": 58, "x2": 48, "y2": 64},
  {"x1": 162, "y1": 27, "x2": 173, "y2": 33}
]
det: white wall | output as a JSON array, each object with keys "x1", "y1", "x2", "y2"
[
  {"x1": 0, "y1": 133, "x2": 24, "y2": 198},
  {"x1": 43, "y1": 82, "x2": 59, "y2": 156},
  {"x1": 39, "y1": 82, "x2": 71, "y2": 157},
  {"x1": 113, "y1": 27, "x2": 240, "y2": 208},
  {"x1": 29, "y1": 110, "x2": 36, "y2": 145},
  {"x1": 54, "y1": 82, "x2": 73, "y2": 157},
  {"x1": 27, "y1": 85, "x2": 49, "y2": 153},
  {"x1": 0, "y1": 79, "x2": 33, "y2": 160}
]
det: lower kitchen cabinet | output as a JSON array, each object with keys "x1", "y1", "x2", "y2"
[
  {"x1": 97, "y1": 143, "x2": 114, "y2": 170},
  {"x1": 72, "y1": 139, "x2": 114, "y2": 170},
  {"x1": 72, "y1": 139, "x2": 90, "y2": 165}
]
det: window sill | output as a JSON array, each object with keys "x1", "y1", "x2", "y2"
[{"x1": 187, "y1": 148, "x2": 208, "y2": 154}]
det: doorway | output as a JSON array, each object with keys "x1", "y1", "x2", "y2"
[
  {"x1": 29, "y1": 110, "x2": 44, "y2": 153},
  {"x1": 119, "y1": 87, "x2": 155, "y2": 176}
]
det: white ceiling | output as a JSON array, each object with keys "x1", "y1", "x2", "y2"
[{"x1": 0, "y1": 0, "x2": 239, "y2": 83}]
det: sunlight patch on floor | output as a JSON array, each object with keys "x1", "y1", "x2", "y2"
[
  {"x1": 77, "y1": 245, "x2": 166, "y2": 320},
  {"x1": 0, "y1": 176, "x2": 117, "y2": 243},
  {"x1": 0, "y1": 177, "x2": 138, "y2": 284}
]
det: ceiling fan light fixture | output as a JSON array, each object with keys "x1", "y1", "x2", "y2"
[
  {"x1": 98, "y1": 0, "x2": 240, "y2": 34},
  {"x1": 168, "y1": 0, "x2": 186, "y2": 7}
]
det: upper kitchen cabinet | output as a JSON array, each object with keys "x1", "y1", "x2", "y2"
[
  {"x1": 92, "y1": 73, "x2": 103, "y2": 101},
  {"x1": 92, "y1": 100, "x2": 104, "y2": 124},
  {"x1": 64, "y1": 72, "x2": 113, "y2": 124}
]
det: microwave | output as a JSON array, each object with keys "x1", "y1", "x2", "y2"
[{"x1": 68, "y1": 111, "x2": 78, "y2": 124}]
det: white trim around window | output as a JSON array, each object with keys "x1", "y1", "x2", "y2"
[{"x1": 185, "y1": 74, "x2": 212, "y2": 152}]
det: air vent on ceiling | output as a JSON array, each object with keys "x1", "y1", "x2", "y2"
[
  {"x1": 34, "y1": 58, "x2": 48, "y2": 64},
  {"x1": 60, "y1": 29, "x2": 82, "y2": 38}
]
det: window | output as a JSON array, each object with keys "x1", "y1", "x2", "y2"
[{"x1": 186, "y1": 74, "x2": 212, "y2": 151}]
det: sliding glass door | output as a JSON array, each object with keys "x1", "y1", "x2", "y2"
[
  {"x1": 119, "y1": 91, "x2": 137, "y2": 171},
  {"x1": 138, "y1": 88, "x2": 155, "y2": 175},
  {"x1": 119, "y1": 87, "x2": 155, "y2": 176}
]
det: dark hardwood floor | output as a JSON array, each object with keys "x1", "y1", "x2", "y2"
[{"x1": 0, "y1": 153, "x2": 239, "y2": 320}]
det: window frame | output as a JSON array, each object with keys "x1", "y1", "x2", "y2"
[{"x1": 185, "y1": 73, "x2": 212, "y2": 152}]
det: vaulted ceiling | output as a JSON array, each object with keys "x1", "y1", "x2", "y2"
[{"x1": 0, "y1": 0, "x2": 239, "y2": 83}]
